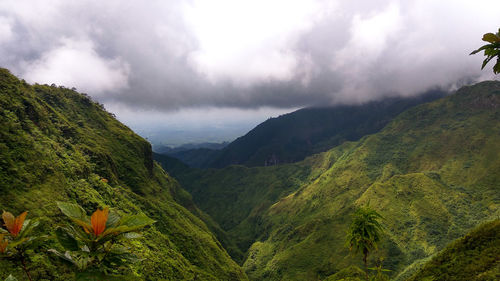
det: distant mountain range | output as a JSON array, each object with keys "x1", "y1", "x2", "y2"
[
  {"x1": 160, "y1": 91, "x2": 445, "y2": 168},
  {"x1": 155, "y1": 141, "x2": 229, "y2": 154}
]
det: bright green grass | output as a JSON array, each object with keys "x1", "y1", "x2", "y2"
[{"x1": 406, "y1": 219, "x2": 499, "y2": 281}]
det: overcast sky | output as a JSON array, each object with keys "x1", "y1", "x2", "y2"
[{"x1": 0, "y1": 0, "x2": 498, "y2": 145}]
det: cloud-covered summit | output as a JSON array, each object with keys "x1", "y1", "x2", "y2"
[{"x1": 0, "y1": 0, "x2": 498, "y2": 112}]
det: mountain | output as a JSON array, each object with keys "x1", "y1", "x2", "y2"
[
  {"x1": 407, "y1": 219, "x2": 499, "y2": 281},
  {"x1": 154, "y1": 141, "x2": 229, "y2": 155},
  {"x1": 157, "y1": 80, "x2": 500, "y2": 280},
  {"x1": 155, "y1": 142, "x2": 228, "y2": 168},
  {"x1": 0, "y1": 69, "x2": 247, "y2": 280},
  {"x1": 162, "y1": 92, "x2": 444, "y2": 168}
]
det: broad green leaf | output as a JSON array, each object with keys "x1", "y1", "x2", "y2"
[
  {"x1": 55, "y1": 227, "x2": 79, "y2": 251},
  {"x1": 106, "y1": 211, "x2": 121, "y2": 228},
  {"x1": 48, "y1": 249, "x2": 79, "y2": 266},
  {"x1": 482, "y1": 33, "x2": 500, "y2": 43},
  {"x1": 118, "y1": 214, "x2": 155, "y2": 229},
  {"x1": 18, "y1": 219, "x2": 39, "y2": 239},
  {"x1": 57, "y1": 202, "x2": 87, "y2": 221}
]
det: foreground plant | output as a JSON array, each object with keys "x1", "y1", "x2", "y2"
[
  {"x1": 470, "y1": 28, "x2": 500, "y2": 74},
  {"x1": 50, "y1": 202, "x2": 155, "y2": 280},
  {"x1": 1, "y1": 211, "x2": 42, "y2": 281}
]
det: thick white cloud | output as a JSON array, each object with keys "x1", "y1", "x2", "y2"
[
  {"x1": 0, "y1": 16, "x2": 14, "y2": 44},
  {"x1": 23, "y1": 38, "x2": 130, "y2": 94},
  {"x1": 0, "y1": 0, "x2": 499, "y2": 144},
  {"x1": 184, "y1": 0, "x2": 322, "y2": 84},
  {"x1": 1, "y1": 0, "x2": 498, "y2": 109}
]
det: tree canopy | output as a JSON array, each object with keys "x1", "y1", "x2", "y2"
[{"x1": 346, "y1": 206, "x2": 384, "y2": 268}]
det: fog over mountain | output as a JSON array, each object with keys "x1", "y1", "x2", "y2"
[{"x1": 0, "y1": 0, "x2": 498, "y2": 144}]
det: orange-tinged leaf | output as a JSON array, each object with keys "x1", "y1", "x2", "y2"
[
  {"x1": 12, "y1": 211, "x2": 27, "y2": 236},
  {"x1": 2, "y1": 211, "x2": 27, "y2": 236},
  {"x1": 90, "y1": 208, "x2": 109, "y2": 236}
]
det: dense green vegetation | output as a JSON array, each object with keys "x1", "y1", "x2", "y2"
[
  {"x1": 2, "y1": 64, "x2": 498, "y2": 280},
  {"x1": 158, "y1": 81, "x2": 500, "y2": 280},
  {"x1": 408, "y1": 219, "x2": 499, "y2": 281},
  {"x1": 0, "y1": 68, "x2": 247, "y2": 280},
  {"x1": 163, "y1": 92, "x2": 443, "y2": 168}
]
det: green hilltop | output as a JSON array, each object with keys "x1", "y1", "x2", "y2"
[
  {"x1": 0, "y1": 68, "x2": 247, "y2": 280},
  {"x1": 159, "y1": 80, "x2": 500, "y2": 280}
]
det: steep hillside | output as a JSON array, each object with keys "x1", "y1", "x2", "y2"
[
  {"x1": 159, "y1": 81, "x2": 500, "y2": 280},
  {"x1": 0, "y1": 69, "x2": 247, "y2": 280},
  {"x1": 407, "y1": 219, "x2": 499, "y2": 281},
  {"x1": 242, "y1": 81, "x2": 500, "y2": 280},
  {"x1": 167, "y1": 92, "x2": 443, "y2": 168}
]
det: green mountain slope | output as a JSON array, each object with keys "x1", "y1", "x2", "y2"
[
  {"x1": 159, "y1": 81, "x2": 500, "y2": 280},
  {"x1": 407, "y1": 219, "x2": 499, "y2": 281},
  {"x1": 243, "y1": 81, "x2": 500, "y2": 280},
  {"x1": 0, "y1": 69, "x2": 247, "y2": 280},
  {"x1": 166, "y1": 92, "x2": 443, "y2": 168}
]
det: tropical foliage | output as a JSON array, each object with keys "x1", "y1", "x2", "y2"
[
  {"x1": 50, "y1": 202, "x2": 155, "y2": 280},
  {"x1": 346, "y1": 206, "x2": 384, "y2": 268},
  {"x1": 0, "y1": 211, "x2": 43, "y2": 281},
  {"x1": 471, "y1": 28, "x2": 500, "y2": 74}
]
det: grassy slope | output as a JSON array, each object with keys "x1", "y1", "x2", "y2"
[
  {"x1": 407, "y1": 219, "x2": 499, "y2": 281},
  {"x1": 0, "y1": 69, "x2": 247, "y2": 280},
  {"x1": 161, "y1": 81, "x2": 500, "y2": 280},
  {"x1": 243, "y1": 81, "x2": 500, "y2": 280}
]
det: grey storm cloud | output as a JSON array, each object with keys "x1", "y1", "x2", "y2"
[{"x1": 0, "y1": 0, "x2": 498, "y2": 111}]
